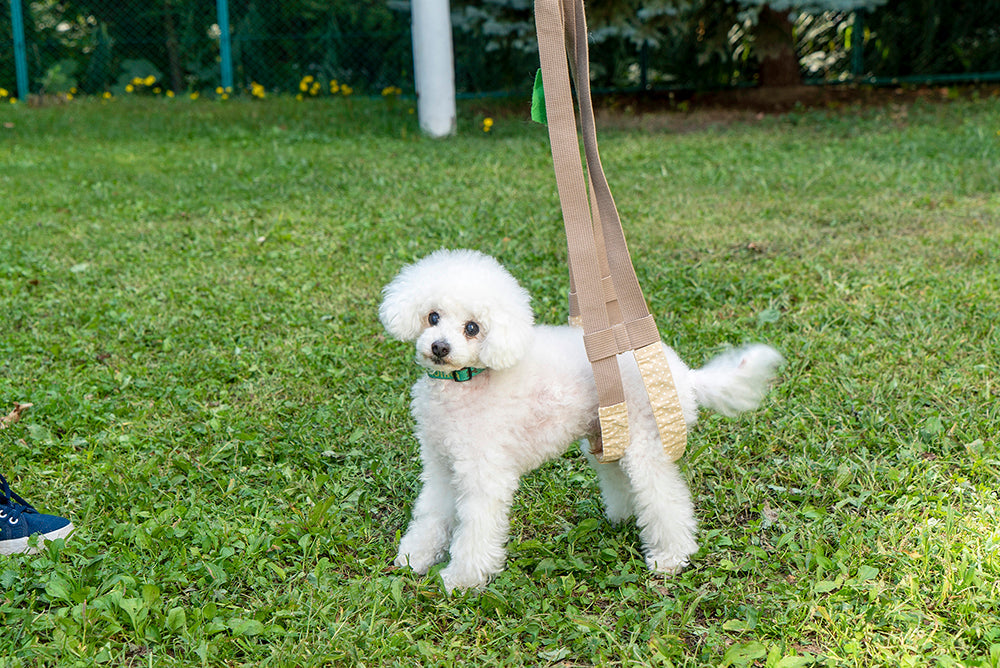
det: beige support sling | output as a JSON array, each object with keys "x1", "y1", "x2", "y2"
[{"x1": 534, "y1": 0, "x2": 687, "y2": 463}]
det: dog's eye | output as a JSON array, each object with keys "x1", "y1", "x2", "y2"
[
  {"x1": 428, "y1": 312, "x2": 440, "y2": 326},
  {"x1": 464, "y1": 321, "x2": 480, "y2": 338}
]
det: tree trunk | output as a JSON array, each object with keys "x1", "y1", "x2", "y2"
[
  {"x1": 163, "y1": 0, "x2": 184, "y2": 93},
  {"x1": 755, "y1": 5, "x2": 801, "y2": 87}
]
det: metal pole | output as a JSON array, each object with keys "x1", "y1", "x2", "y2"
[
  {"x1": 216, "y1": 0, "x2": 234, "y2": 91},
  {"x1": 10, "y1": 0, "x2": 30, "y2": 100},
  {"x1": 412, "y1": 0, "x2": 456, "y2": 137}
]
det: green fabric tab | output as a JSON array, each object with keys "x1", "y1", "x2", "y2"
[{"x1": 530, "y1": 68, "x2": 547, "y2": 125}]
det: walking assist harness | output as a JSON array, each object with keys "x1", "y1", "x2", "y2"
[{"x1": 533, "y1": 0, "x2": 687, "y2": 463}]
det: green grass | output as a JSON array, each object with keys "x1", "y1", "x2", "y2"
[{"x1": 1, "y1": 93, "x2": 999, "y2": 667}]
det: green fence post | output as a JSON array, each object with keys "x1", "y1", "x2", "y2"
[
  {"x1": 851, "y1": 9, "x2": 865, "y2": 81},
  {"x1": 640, "y1": 40, "x2": 649, "y2": 90},
  {"x1": 216, "y1": 0, "x2": 234, "y2": 91},
  {"x1": 10, "y1": 0, "x2": 30, "y2": 100}
]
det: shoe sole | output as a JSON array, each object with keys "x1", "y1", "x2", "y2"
[{"x1": 0, "y1": 523, "x2": 75, "y2": 555}]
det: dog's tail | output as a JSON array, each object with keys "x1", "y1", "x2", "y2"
[{"x1": 689, "y1": 344, "x2": 783, "y2": 417}]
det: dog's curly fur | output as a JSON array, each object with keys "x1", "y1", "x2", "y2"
[{"x1": 380, "y1": 249, "x2": 782, "y2": 592}]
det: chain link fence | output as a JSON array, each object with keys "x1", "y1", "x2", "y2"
[
  {"x1": 2, "y1": 0, "x2": 999, "y2": 102},
  {"x1": 0, "y1": 0, "x2": 414, "y2": 100}
]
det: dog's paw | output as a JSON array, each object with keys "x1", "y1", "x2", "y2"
[
  {"x1": 644, "y1": 546, "x2": 697, "y2": 575},
  {"x1": 439, "y1": 565, "x2": 490, "y2": 594},
  {"x1": 394, "y1": 549, "x2": 444, "y2": 575},
  {"x1": 603, "y1": 505, "x2": 634, "y2": 525}
]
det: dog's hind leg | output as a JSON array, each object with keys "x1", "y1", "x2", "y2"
[
  {"x1": 583, "y1": 439, "x2": 635, "y2": 523},
  {"x1": 395, "y1": 449, "x2": 456, "y2": 574},
  {"x1": 619, "y1": 437, "x2": 698, "y2": 575}
]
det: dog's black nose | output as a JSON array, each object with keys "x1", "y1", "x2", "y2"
[{"x1": 431, "y1": 340, "x2": 450, "y2": 360}]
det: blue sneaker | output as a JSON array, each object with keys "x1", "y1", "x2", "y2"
[{"x1": 0, "y1": 473, "x2": 74, "y2": 555}]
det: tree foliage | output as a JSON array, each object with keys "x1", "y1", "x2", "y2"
[{"x1": 864, "y1": 0, "x2": 1000, "y2": 77}]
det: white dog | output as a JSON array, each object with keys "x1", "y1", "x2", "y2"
[{"x1": 379, "y1": 249, "x2": 782, "y2": 592}]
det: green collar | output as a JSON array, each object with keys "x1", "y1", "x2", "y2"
[{"x1": 426, "y1": 367, "x2": 487, "y2": 382}]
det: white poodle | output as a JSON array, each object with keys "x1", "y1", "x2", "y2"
[{"x1": 379, "y1": 249, "x2": 782, "y2": 593}]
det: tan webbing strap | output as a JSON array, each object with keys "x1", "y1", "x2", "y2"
[
  {"x1": 535, "y1": 0, "x2": 629, "y2": 455},
  {"x1": 535, "y1": 0, "x2": 688, "y2": 462},
  {"x1": 565, "y1": 0, "x2": 688, "y2": 462}
]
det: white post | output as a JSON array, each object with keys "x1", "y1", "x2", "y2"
[{"x1": 412, "y1": 0, "x2": 456, "y2": 138}]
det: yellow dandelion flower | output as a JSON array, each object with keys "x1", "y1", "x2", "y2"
[
  {"x1": 341, "y1": 85, "x2": 353, "y2": 96},
  {"x1": 102, "y1": 91, "x2": 112, "y2": 99},
  {"x1": 153, "y1": 87, "x2": 162, "y2": 94},
  {"x1": 166, "y1": 90, "x2": 175, "y2": 98},
  {"x1": 9, "y1": 98, "x2": 17, "y2": 104},
  {"x1": 144, "y1": 75, "x2": 155, "y2": 86},
  {"x1": 296, "y1": 93, "x2": 304, "y2": 101},
  {"x1": 215, "y1": 86, "x2": 224, "y2": 95},
  {"x1": 190, "y1": 91, "x2": 200, "y2": 100},
  {"x1": 0, "y1": 88, "x2": 8, "y2": 97},
  {"x1": 303, "y1": 75, "x2": 314, "y2": 83},
  {"x1": 125, "y1": 84, "x2": 134, "y2": 93},
  {"x1": 221, "y1": 93, "x2": 229, "y2": 100},
  {"x1": 65, "y1": 92, "x2": 73, "y2": 100},
  {"x1": 299, "y1": 80, "x2": 309, "y2": 92},
  {"x1": 310, "y1": 82, "x2": 320, "y2": 95},
  {"x1": 70, "y1": 87, "x2": 77, "y2": 94},
  {"x1": 132, "y1": 77, "x2": 143, "y2": 85},
  {"x1": 225, "y1": 86, "x2": 233, "y2": 93},
  {"x1": 482, "y1": 117, "x2": 494, "y2": 132}
]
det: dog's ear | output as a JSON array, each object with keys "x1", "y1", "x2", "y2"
[
  {"x1": 379, "y1": 272, "x2": 424, "y2": 342},
  {"x1": 478, "y1": 307, "x2": 534, "y2": 370}
]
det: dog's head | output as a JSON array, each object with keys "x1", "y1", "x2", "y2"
[{"x1": 379, "y1": 249, "x2": 534, "y2": 372}]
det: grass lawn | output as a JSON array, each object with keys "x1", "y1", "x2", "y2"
[{"x1": 1, "y1": 92, "x2": 999, "y2": 667}]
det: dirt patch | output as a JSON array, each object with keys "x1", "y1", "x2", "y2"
[{"x1": 592, "y1": 83, "x2": 1000, "y2": 131}]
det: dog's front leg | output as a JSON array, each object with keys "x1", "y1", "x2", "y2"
[
  {"x1": 438, "y1": 464, "x2": 519, "y2": 593},
  {"x1": 395, "y1": 448, "x2": 456, "y2": 574}
]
